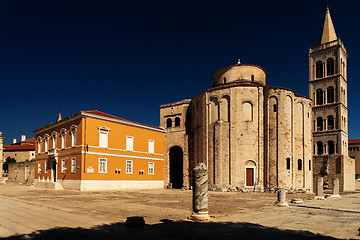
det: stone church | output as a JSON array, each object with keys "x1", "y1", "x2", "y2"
[{"x1": 160, "y1": 5, "x2": 355, "y2": 192}]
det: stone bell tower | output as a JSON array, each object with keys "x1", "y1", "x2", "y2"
[{"x1": 309, "y1": 5, "x2": 355, "y2": 191}]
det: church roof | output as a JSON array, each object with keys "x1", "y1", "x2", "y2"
[{"x1": 318, "y1": 7, "x2": 337, "y2": 45}]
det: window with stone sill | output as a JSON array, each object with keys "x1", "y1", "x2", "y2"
[
  {"x1": 148, "y1": 162, "x2": 154, "y2": 175},
  {"x1": 126, "y1": 160, "x2": 133, "y2": 174},
  {"x1": 99, "y1": 158, "x2": 107, "y2": 173},
  {"x1": 71, "y1": 157, "x2": 76, "y2": 173},
  {"x1": 298, "y1": 159, "x2": 302, "y2": 171},
  {"x1": 286, "y1": 158, "x2": 291, "y2": 170},
  {"x1": 126, "y1": 136, "x2": 134, "y2": 151},
  {"x1": 60, "y1": 129, "x2": 66, "y2": 149},
  {"x1": 174, "y1": 117, "x2": 180, "y2": 127},
  {"x1": 166, "y1": 118, "x2": 172, "y2": 128},
  {"x1": 70, "y1": 125, "x2": 77, "y2": 147},
  {"x1": 45, "y1": 161, "x2": 48, "y2": 173},
  {"x1": 61, "y1": 159, "x2": 66, "y2": 173}
]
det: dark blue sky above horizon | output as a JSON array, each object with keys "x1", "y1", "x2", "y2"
[{"x1": 1, "y1": 0, "x2": 359, "y2": 145}]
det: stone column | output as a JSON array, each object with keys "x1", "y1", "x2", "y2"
[
  {"x1": 315, "y1": 177, "x2": 325, "y2": 200},
  {"x1": 275, "y1": 188, "x2": 288, "y2": 207},
  {"x1": 330, "y1": 177, "x2": 341, "y2": 198},
  {"x1": 190, "y1": 163, "x2": 210, "y2": 221}
]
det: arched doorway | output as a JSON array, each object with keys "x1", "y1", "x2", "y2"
[
  {"x1": 245, "y1": 160, "x2": 256, "y2": 187},
  {"x1": 169, "y1": 146, "x2": 183, "y2": 189}
]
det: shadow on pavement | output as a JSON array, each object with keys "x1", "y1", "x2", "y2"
[{"x1": 2, "y1": 220, "x2": 339, "y2": 240}]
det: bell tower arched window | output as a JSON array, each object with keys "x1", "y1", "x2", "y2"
[
  {"x1": 316, "y1": 89, "x2": 323, "y2": 105},
  {"x1": 327, "y1": 86, "x2": 335, "y2": 103},
  {"x1": 328, "y1": 141, "x2": 335, "y2": 155},
  {"x1": 166, "y1": 118, "x2": 172, "y2": 128},
  {"x1": 327, "y1": 58, "x2": 335, "y2": 76},
  {"x1": 316, "y1": 61, "x2": 323, "y2": 78},
  {"x1": 317, "y1": 141, "x2": 324, "y2": 155},
  {"x1": 327, "y1": 115, "x2": 334, "y2": 130},
  {"x1": 174, "y1": 117, "x2": 180, "y2": 127},
  {"x1": 317, "y1": 117, "x2": 323, "y2": 131}
]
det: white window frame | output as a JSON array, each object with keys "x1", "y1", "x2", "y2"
[
  {"x1": 126, "y1": 160, "x2": 133, "y2": 174},
  {"x1": 38, "y1": 162, "x2": 41, "y2": 173},
  {"x1": 99, "y1": 158, "x2": 107, "y2": 173},
  {"x1": 60, "y1": 128, "x2": 66, "y2": 149},
  {"x1": 52, "y1": 131, "x2": 57, "y2": 149},
  {"x1": 148, "y1": 162, "x2": 154, "y2": 175},
  {"x1": 98, "y1": 127, "x2": 110, "y2": 148},
  {"x1": 71, "y1": 157, "x2": 76, "y2": 173},
  {"x1": 44, "y1": 135, "x2": 49, "y2": 152},
  {"x1": 37, "y1": 138, "x2": 42, "y2": 153},
  {"x1": 45, "y1": 161, "x2": 48, "y2": 173},
  {"x1": 148, "y1": 140, "x2": 154, "y2": 154},
  {"x1": 70, "y1": 125, "x2": 77, "y2": 147},
  {"x1": 126, "y1": 136, "x2": 134, "y2": 151},
  {"x1": 61, "y1": 159, "x2": 66, "y2": 173}
]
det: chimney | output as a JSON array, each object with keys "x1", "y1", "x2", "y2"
[
  {"x1": 13, "y1": 139, "x2": 17, "y2": 144},
  {"x1": 21, "y1": 135, "x2": 26, "y2": 142}
]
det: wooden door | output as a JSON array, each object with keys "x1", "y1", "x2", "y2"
[{"x1": 246, "y1": 168, "x2": 254, "y2": 186}]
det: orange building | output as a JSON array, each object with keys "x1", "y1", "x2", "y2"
[{"x1": 33, "y1": 110, "x2": 165, "y2": 190}]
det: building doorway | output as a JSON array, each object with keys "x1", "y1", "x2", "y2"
[
  {"x1": 51, "y1": 160, "x2": 57, "y2": 182},
  {"x1": 245, "y1": 160, "x2": 256, "y2": 187},
  {"x1": 169, "y1": 146, "x2": 183, "y2": 189}
]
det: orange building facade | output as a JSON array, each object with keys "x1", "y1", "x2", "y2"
[{"x1": 34, "y1": 111, "x2": 165, "y2": 190}]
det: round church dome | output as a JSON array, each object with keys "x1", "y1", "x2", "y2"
[{"x1": 212, "y1": 63, "x2": 266, "y2": 87}]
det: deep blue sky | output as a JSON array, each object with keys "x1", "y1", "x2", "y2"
[{"x1": 1, "y1": 0, "x2": 359, "y2": 144}]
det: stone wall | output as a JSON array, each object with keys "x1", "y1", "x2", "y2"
[
  {"x1": 313, "y1": 155, "x2": 355, "y2": 192},
  {"x1": 7, "y1": 160, "x2": 35, "y2": 184}
]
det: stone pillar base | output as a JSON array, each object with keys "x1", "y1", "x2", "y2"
[
  {"x1": 328, "y1": 194, "x2": 341, "y2": 198},
  {"x1": 189, "y1": 211, "x2": 210, "y2": 221},
  {"x1": 275, "y1": 201, "x2": 289, "y2": 207}
]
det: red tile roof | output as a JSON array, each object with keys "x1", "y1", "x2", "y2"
[
  {"x1": 84, "y1": 110, "x2": 127, "y2": 121},
  {"x1": 21, "y1": 138, "x2": 35, "y2": 144},
  {"x1": 348, "y1": 139, "x2": 360, "y2": 144},
  {"x1": 4, "y1": 145, "x2": 35, "y2": 151},
  {"x1": 84, "y1": 110, "x2": 163, "y2": 130}
]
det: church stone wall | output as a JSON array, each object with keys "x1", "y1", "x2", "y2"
[{"x1": 265, "y1": 87, "x2": 312, "y2": 192}]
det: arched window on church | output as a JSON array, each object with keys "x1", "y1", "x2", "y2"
[
  {"x1": 317, "y1": 141, "x2": 324, "y2": 155},
  {"x1": 327, "y1": 58, "x2": 335, "y2": 76},
  {"x1": 210, "y1": 97, "x2": 219, "y2": 124},
  {"x1": 328, "y1": 141, "x2": 335, "y2": 155},
  {"x1": 316, "y1": 61, "x2": 323, "y2": 78},
  {"x1": 317, "y1": 117, "x2": 323, "y2": 131},
  {"x1": 174, "y1": 117, "x2": 180, "y2": 127},
  {"x1": 327, "y1": 86, "x2": 335, "y2": 103},
  {"x1": 298, "y1": 159, "x2": 302, "y2": 171},
  {"x1": 243, "y1": 102, "x2": 253, "y2": 122},
  {"x1": 316, "y1": 89, "x2": 323, "y2": 105},
  {"x1": 166, "y1": 118, "x2": 172, "y2": 128},
  {"x1": 286, "y1": 158, "x2": 291, "y2": 170},
  {"x1": 309, "y1": 160, "x2": 311, "y2": 171},
  {"x1": 327, "y1": 115, "x2": 334, "y2": 130},
  {"x1": 223, "y1": 77, "x2": 227, "y2": 84},
  {"x1": 220, "y1": 96, "x2": 230, "y2": 122}
]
